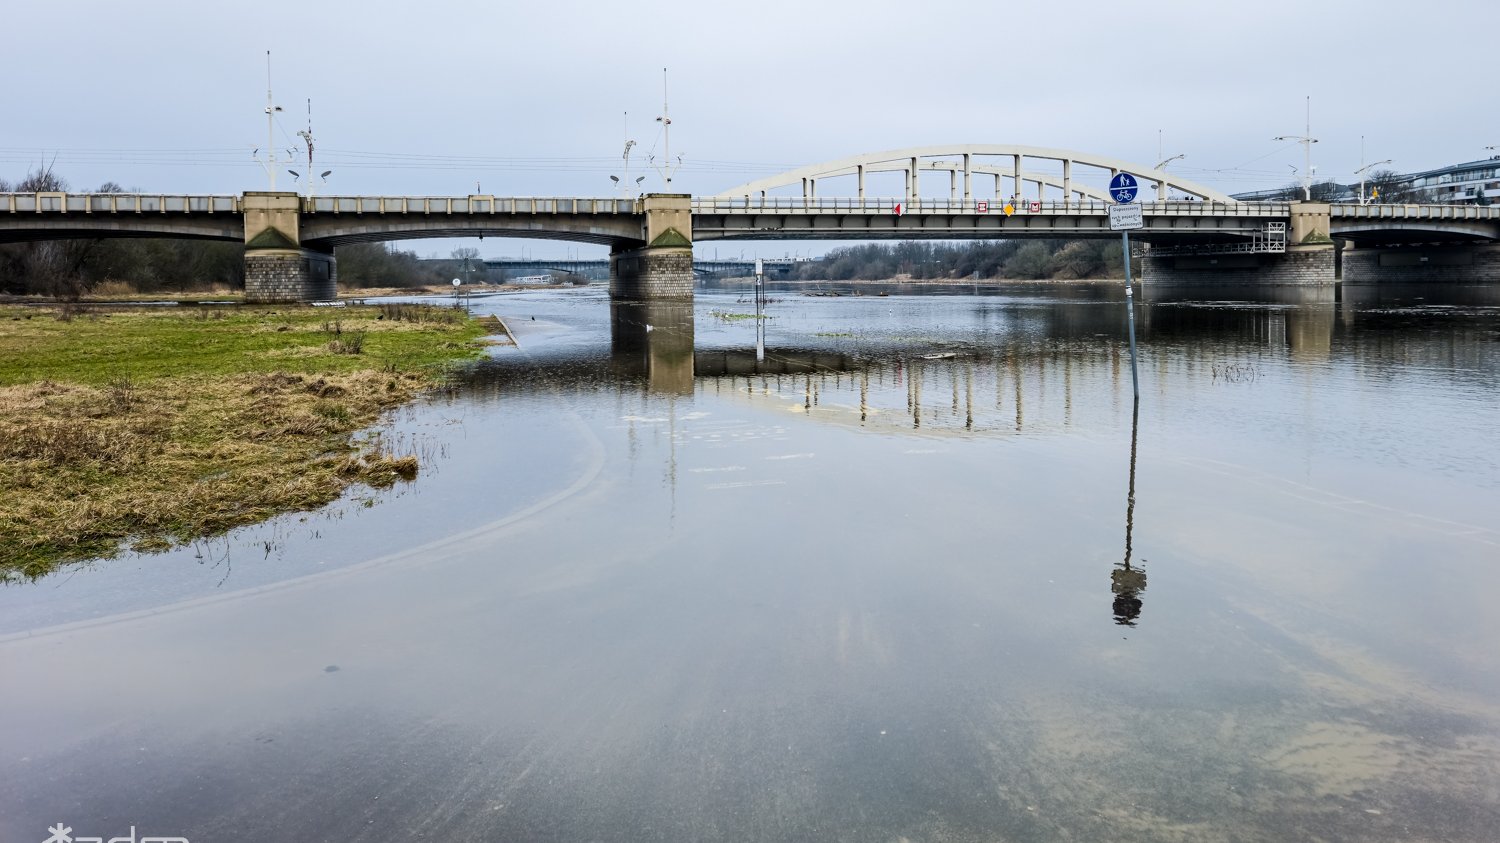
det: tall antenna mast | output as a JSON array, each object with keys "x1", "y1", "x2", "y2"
[{"x1": 653, "y1": 68, "x2": 680, "y2": 188}]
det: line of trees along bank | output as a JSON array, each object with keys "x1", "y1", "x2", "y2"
[{"x1": 789, "y1": 239, "x2": 1126, "y2": 281}]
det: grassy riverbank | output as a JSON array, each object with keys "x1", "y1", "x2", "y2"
[{"x1": 0, "y1": 303, "x2": 490, "y2": 581}]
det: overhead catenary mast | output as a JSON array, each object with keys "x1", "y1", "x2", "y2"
[
  {"x1": 623, "y1": 111, "x2": 636, "y2": 194},
  {"x1": 261, "y1": 51, "x2": 284, "y2": 190},
  {"x1": 1274, "y1": 96, "x2": 1318, "y2": 201},
  {"x1": 652, "y1": 68, "x2": 681, "y2": 188},
  {"x1": 297, "y1": 99, "x2": 316, "y2": 198}
]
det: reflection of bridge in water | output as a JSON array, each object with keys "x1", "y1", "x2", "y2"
[
  {"x1": 446, "y1": 283, "x2": 1500, "y2": 434},
  {"x1": 476, "y1": 284, "x2": 1500, "y2": 422}
]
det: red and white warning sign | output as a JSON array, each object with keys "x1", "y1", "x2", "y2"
[
  {"x1": 1029, "y1": 200, "x2": 1041, "y2": 213},
  {"x1": 893, "y1": 202, "x2": 904, "y2": 216},
  {"x1": 976, "y1": 200, "x2": 989, "y2": 213}
]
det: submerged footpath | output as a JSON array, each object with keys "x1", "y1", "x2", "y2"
[{"x1": 0, "y1": 302, "x2": 502, "y2": 581}]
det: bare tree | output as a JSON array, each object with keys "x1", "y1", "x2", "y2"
[{"x1": 1365, "y1": 169, "x2": 1426, "y2": 204}]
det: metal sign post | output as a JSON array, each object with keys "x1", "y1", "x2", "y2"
[{"x1": 1108, "y1": 174, "x2": 1142, "y2": 400}]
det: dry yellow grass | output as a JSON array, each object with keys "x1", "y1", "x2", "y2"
[
  {"x1": 0, "y1": 371, "x2": 435, "y2": 579},
  {"x1": 0, "y1": 303, "x2": 490, "y2": 580}
]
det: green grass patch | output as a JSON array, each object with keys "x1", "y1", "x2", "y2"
[
  {"x1": 0, "y1": 303, "x2": 490, "y2": 581},
  {"x1": 709, "y1": 310, "x2": 771, "y2": 322},
  {"x1": 0, "y1": 304, "x2": 484, "y2": 385}
]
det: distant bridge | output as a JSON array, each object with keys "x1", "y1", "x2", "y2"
[
  {"x1": 481, "y1": 257, "x2": 803, "y2": 281},
  {"x1": 3, "y1": 144, "x2": 1499, "y2": 300}
]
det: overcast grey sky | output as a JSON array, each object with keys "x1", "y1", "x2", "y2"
[{"x1": 4, "y1": 0, "x2": 1496, "y2": 257}]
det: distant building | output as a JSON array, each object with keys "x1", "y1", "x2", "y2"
[
  {"x1": 1401, "y1": 157, "x2": 1500, "y2": 204},
  {"x1": 1231, "y1": 157, "x2": 1500, "y2": 205}
]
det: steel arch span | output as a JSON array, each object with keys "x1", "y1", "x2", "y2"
[{"x1": 714, "y1": 144, "x2": 1234, "y2": 204}]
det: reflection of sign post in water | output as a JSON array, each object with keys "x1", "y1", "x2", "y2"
[
  {"x1": 754, "y1": 258, "x2": 765, "y2": 362},
  {"x1": 1112, "y1": 399, "x2": 1147, "y2": 627},
  {"x1": 1109, "y1": 173, "x2": 1142, "y2": 400}
]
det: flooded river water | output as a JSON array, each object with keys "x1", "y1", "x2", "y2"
[{"x1": 3, "y1": 282, "x2": 1499, "y2": 841}]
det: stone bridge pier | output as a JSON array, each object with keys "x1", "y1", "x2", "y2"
[
  {"x1": 1140, "y1": 203, "x2": 1336, "y2": 286},
  {"x1": 610, "y1": 194, "x2": 694, "y2": 301},
  {"x1": 242, "y1": 192, "x2": 336, "y2": 303}
]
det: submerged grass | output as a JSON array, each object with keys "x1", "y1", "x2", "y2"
[{"x1": 0, "y1": 304, "x2": 488, "y2": 581}]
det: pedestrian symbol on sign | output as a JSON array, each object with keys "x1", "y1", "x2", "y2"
[{"x1": 1109, "y1": 172, "x2": 1139, "y2": 204}]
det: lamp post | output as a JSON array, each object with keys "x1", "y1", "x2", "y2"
[
  {"x1": 1274, "y1": 96, "x2": 1318, "y2": 201},
  {"x1": 1154, "y1": 154, "x2": 1184, "y2": 201},
  {"x1": 1355, "y1": 159, "x2": 1392, "y2": 205}
]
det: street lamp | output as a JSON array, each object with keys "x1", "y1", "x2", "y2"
[
  {"x1": 1274, "y1": 96, "x2": 1318, "y2": 201},
  {"x1": 1354, "y1": 158, "x2": 1392, "y2": 205},
  {"x1": 1154, "y1": 154, "x2": 1184, "y2": 200}
]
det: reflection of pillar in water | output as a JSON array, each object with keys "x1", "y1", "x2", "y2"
[
  {"x1": 1286, "y1": 304, "x2": 1335, "y2": 362},
  {"x1": 860, "y1": 370, "x2": 869, "y2": 423},
  {"x1": 1112, "y1": 398, "x2": 1147, "y2": 626},
  {"x1": 964, "y1": 365, "x2": 973, "y2": 430},
  {"x1": 1011, "y1": 353, "x2": 1023, "y2": 432},
  {"x1": 610, "y1": 300, "x2": 695, "y2": 395},
  {"x1": 912, "y1": 360, "x2": 923, "y2": 429}
]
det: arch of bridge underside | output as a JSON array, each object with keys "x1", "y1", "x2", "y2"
[
  {"x1": 716, "y1": 144, "x2": 1235, "y2": 204},
  {"x1": 298, "y1": 216, "x2": 645, "y2": 250},
  {"x1": 1329, "y1": 220, "x2": 1500, "y2": 245},
  {"x1": 0, "y1": 217, "x2": 243, "y2": 244}
]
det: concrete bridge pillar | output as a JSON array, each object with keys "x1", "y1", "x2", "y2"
[
  {"x1": 1342, "y1": 243, "x2": 1500, "y2": 284},
  {"x1": 610, "y1": 194, "x2": 693, "y2": 301},
  {"x1": 242, "y1": 191, "x2": 336, "y2": 303},
  {"x1": 1140, "y1": 202, "x2": 1337, "y2": 287},
  {"x1": 1140, "y1": 246, "x2": 1336, "y2": 287}
]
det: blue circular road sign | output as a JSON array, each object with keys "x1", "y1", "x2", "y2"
[{"x1": 1109, "y1": 172, "x2": 1139, "y2": 204}]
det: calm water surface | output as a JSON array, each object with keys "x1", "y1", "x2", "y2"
[{"x1": 3, "y1": 282, "x2": 1499, "y2": 842}]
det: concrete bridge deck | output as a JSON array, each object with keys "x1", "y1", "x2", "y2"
[{"x1": 4, "y1": 189, "x2": 1500, "y2": 299}]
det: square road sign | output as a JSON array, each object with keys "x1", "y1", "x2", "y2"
[{"x1": 1109, "y1": 204, "x2": 1144, "y2": 231}]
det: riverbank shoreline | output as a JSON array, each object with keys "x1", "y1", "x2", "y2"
[{"x1": 0, "y1": 302, "x2": 492, "y2": 580}]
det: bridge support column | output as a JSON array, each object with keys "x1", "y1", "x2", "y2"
[
  {"x1": 1140, "y1": 202, "x2": 1337, "y2": 287},
  {"x1": 610, "y1": 194, "x2": 693, "y2": 301},
  {"x1": 241, "y1": 191, "x2": 336, "y2": 303},
  {"x1": 1140, "y1": 245, "x2": 1336, "y2": 286},
  {"x1": 1342, "y1": 243, "x2": 1500, "y2": 284}
]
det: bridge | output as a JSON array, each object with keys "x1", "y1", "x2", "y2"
[{"x1": 3, "y1": 144, "x2": 1498, "y2": 301}]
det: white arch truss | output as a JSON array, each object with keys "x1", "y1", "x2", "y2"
[{"x1": 715, "y1": 144, "x2": 1234, "y2": 204}]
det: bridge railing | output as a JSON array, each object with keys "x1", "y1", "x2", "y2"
[
  {"x1": 1329, "y1": 204, "x2": 1500, "y2": 220},
  {"x1": 305, "y1": 196, "x2": 636, "y2": 215},
  {"x1": 690, "y1": 197, "x2": 1291, "y2": 216},
  {"x1": 0, "y1": 193, "x2": 240, "y2": 213}
]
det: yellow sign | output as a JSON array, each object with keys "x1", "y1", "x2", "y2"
[{"x1": 1003, "y1": 203, "x2": 1015, "y2": 215}]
